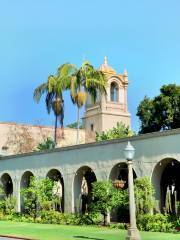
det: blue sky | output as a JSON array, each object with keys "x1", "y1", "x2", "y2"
[{"x1": 0, "y1": 0, "x2": 180, "y2": 132}]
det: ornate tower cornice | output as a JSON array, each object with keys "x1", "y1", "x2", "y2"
[{"x1": 83, "y1": 57, "x2": 131, "y2": 142}]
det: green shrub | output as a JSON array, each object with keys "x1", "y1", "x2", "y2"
[
  {"x1": 0, "y1": 211, "x2": 4, "y2": 220},
  {"x1": 90, "y1": 181, "x2": 127, "y2": 226},
  {"x1": 63, "y1": 213, "x2": 80, "y2": 225},
  {"x1": 4, "y1": 196, "x2": 16, "y2": 215},
  {"x1": 21, "y1": 177, "x2": 54, "y2": 220},
  {"x1": 40, "y1": 210, "x2": 65, "y2": 224},
  {"x1": 40, "y1": 211, "x2": 101, "y2": 225},
  {"x1": 177, "y1": 201, "x2": 180, "y2": 215},
  {"x1": 37, "y1": 137, "x2": 55, "y2": 151},
  {"x1": 96, "y1": 122, "x2": 134, "y2": 142},
  {"x1": 110, "y1": 223, "x2": 127, "y2": 230},
  {"x1": 74, "y1": 213, "x2": 101, "y2": 225},
  {"x1": 135, "y1": 176, "x2": 155, "y2": 216},
  {"x1": 0, "y1": 196, "x2": 16, "y2": 215},
  {"x1": 0, "y1": 210, "x2": 179, "y2": 233},
  {"x1": 175, "y1": 217, "x2": 180, "y2": 231},
  {"x1": 137, "y1": 213, "x2": 174, "y2": 232},
  {"x1": 0, "y1": 200, "x2": 5, "y2": 213}
]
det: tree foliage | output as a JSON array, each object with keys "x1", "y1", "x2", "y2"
[
  {"x1": 37, "y1": 137, "x2": 55, "y2": 151},
  {"x1": 33, "y1": 64, "x2": 74, "y2": 144},
  {"x1": 21, "y1": 177, "x2": 54, "y2": 220},
  {"x1": 90, "y1": 181, "x2": 127, "y2": 225},
  {"x1": 0, "y1": 184, "x2": 16, "y2": 215},
  {"x1": 89, "y1": 178, "x2": 155, "y2": 225},
  {"x1": 66, "y1": 121, "x2": 84, "y2": 129},
  {"x1": 34, "y1": 61, "x2": 107, "y2": 145},
  {"x1": 0, "y1": 196, "x2": 16, "y2": 215},
  {"x1": 137, "y1": 84, "x2": 180, "y2": 133},
  {"x1": 96, "y1": 122, "x2": 134, "y2": 142},
  {"x1": 69, "y1": 61, "x2": 107, "y2": 144}
]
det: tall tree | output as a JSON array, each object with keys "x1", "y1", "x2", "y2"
[
  {"x1": 70, "y1": 61, "x2": 107, "y2": 144},
  {"x1": 137, "y1": 84, "x2": 180, "y2": 133},
  {"x1": 90, "y1": 181, "x2": 127, "y2": 226},
  {"x1": 33, "y1": 64, "x2": 73, "y2": 145}
]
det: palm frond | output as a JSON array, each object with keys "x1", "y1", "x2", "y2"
[
  {"x1": 86, "y1": 70, "x2": 107, "y2": 95},
  {"x1": 82, "y1": 61, "x2": 94, "y2": 73},
  {"x1": 58, "y1": 63, "x2": 77, "y2": 77},
  {"x1": 86, "y1": 87, "x2": 97, "y2": 103},
  {"x1": 57, "y1": 76, "x2": 70, "y2": 90},
  {"x1": 70, "y1": 76, "x2": 78, "y2": 104},
  {"x1": 47, "y1": 75, "x2": 56, "y2": 93},
  {"x1": 57, "y1": 64, "x2": 78, "y2": 92},
  {"x1": 33, "y1": 83, "x2": 48, "y2": 103}
]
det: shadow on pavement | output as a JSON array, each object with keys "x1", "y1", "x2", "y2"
[{"x1": 73, "y1": 236, "x2": 105, "y2": 240}]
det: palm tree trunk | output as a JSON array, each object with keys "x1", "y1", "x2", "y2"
[
  {"x1": 76, "y1": 106, "x2": 80, "y2": 144},
  {"x1": 54, "y1": 114, "x2": 58, "y2": 146}
]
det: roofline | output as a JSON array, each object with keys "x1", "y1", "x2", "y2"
[
  {"x1": 1, "y1": 128, "x2": 180, "y2": 160},
  {"x1": 0, "y1": 122, "x2": 84, "y2": 132}
]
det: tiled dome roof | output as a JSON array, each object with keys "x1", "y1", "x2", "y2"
[{"x1": 100, "y1": 56, "x2": 116, "y2": 74}]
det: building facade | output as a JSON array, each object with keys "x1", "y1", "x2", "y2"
[{"x1": 0, "y1": 128, "x2": 179, "y2": 214}]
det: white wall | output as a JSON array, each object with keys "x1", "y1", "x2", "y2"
[{"x1": 0, "y1": 128, "x2": 180, "y2": 212}]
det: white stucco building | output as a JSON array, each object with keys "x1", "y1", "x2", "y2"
[{"x1": 0, "y1": 129, "x2": 180, "y2": 215}]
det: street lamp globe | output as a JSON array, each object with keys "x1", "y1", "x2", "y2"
[{"x1": 124, "y1": 141, "x2": 135, "y2": 161}]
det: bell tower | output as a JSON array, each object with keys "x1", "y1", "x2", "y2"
[{"x1": 83, "y1": 57, "x2": 131, "y2": 142}]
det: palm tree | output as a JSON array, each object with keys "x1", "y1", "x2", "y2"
[
  {"x1": 70, "y1": 61, "x2": 107, "y2": 144},
  {"x1": 33, "y1": 64, "x2": 74, "y2": 145}
]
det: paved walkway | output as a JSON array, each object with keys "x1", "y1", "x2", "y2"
[{"x1": 0, "y1": 238, "x2": 18, "y2": 240}]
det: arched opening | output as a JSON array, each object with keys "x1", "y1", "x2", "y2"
[
  {"x1": 46, "y1": 169, "x2": 64, "y2": 212},
  {"x1": 20, "y1": 171, "x2": 33, "y2": 189},
  {"x1": 20, "y1": 171, "x2": 34, "y2": 211},
  {"x1": 1, "y1": 173, "x2": 13, "y2": 197},
  {"x1": 74, "y1": 166, "x2": 97, "y2": 214},
  {"x1": 109, "y1": 163, "x2": 137, "y2": 222},
  {"x1": 110, "y1": 82, "x2": 119, "y2": 102},
  {"x1": 109, "y1": 162, "x2": 137, "y2": 189},
  {"x1": 152, "y1": 158, "x2": 180, "y2": 214}
]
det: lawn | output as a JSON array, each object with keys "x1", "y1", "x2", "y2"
[{"x1": 0, "y1": 221, "x2": 179, "y2": 240}]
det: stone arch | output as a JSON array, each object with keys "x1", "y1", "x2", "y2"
[
  {"x1": 20, "y1": 171, "x2": 34, "y2": 189},
  {"x1": 73, "y1": 166, "x2": 97, "y2": 213},
  {"x1": 108, "y1": 76, "x2": 123, "y2": 87},
  {"x1": 46, "y1": 169, "x2": 64, "y2": 212},
  {"x1": 0, "y1": 173, "x2": 13, "y2": 197},
  {"x1": 109, "y1": 162, "x2": 137, "y2": 222},
  {"x1": 20, "y1": 171, "x2": 34, "y2": 211},
  {"x1": 109, "y1": 162, "x2": 137, "y2": 188},
  {"x1": 151, "y1": 158, "x2": 180, "y2": 213}
]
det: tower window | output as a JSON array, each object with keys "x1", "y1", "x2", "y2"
[
  {"x1": 110, "y1": 82, "x2": 118, "y2": 102},
  {"x1": 90, "y1": 124, "x2": 94, "y2": 131}
]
